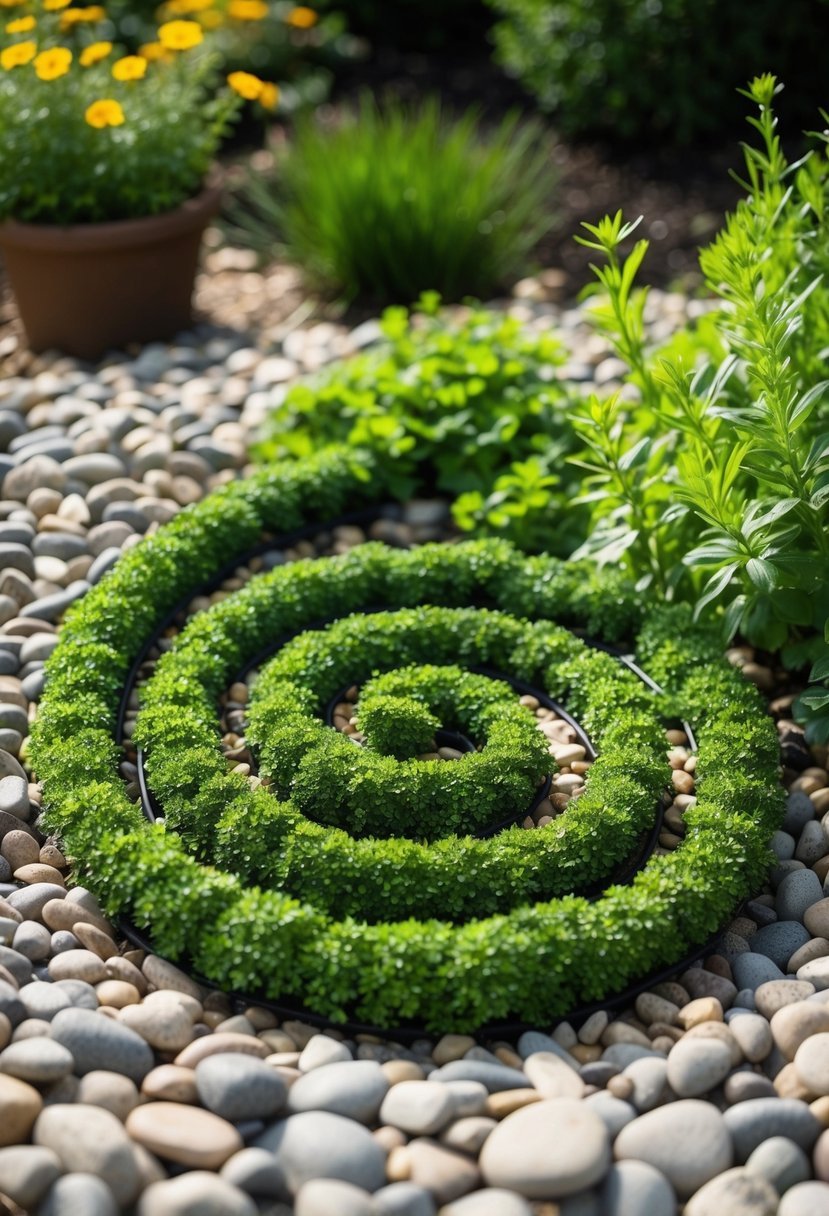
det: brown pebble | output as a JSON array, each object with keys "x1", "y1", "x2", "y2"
[
  {"x1": 607, "y1": 1075, "x2": 634, "y2": 1100},
  {"x1": 141, "y1": 1065, "x2": 198, "y2": 1105},
  {"x1": 105, "y1": 956, "x2": 148, "y2": 994},
  {"x1": 74, "y1": 922, "x2": 118, "y2": 961},
  {"x1": 705, "y1": 955, "x2": 733, "y2": 980},
  {"x1": 810, "y1": 1096, "x2": 829, "y2": 1127},
  {"x1": 671, "y1": 770, "x2": 695, "y2": 795},
  {"x1": 42, "y1": 899, "x2": 113, "y2": 937},
  {"x1": 382, "y1": 1061, "x2": 425, "y2": 1085},
  {"x1": 485, "y1": 1089, "x2": 543, "y2": 1119},
  {"x1": 569, "y1": 1044, "x2": 602, "y2": 1064},
  {"x1": 1, "y1": 831, "x2": 39, "y2": 871},
  {"x1": 0, "y1": 898, "x2": 22, "y2": 925},
  {"x1": 677, "y1": 997, "x2": 724, "y2": 1029},
  {"x1": 174, "y1": 1032, "x2": 270, "y2": 1069},
  {"x1": 493, "y1": 1046, "x2": 523, "y2": 1070},
  {"x1": 38, "y1": 845, "x2": 66, "y2": 869},
  {"x1": 14, "y1": 863, "x2": 65, "y2": 886},
  {"x1": 386, "y1": 1145, "x2": 412, "y2": 1182},
  {"x1": 95, "y1": 981, "x2": 140, "y2": 1009},
  {"x1": 126, "y1": 1101, "x2": 241, "y2": 1168}
]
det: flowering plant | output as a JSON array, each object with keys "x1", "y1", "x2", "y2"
[{"x1": 0, "y1": 0, "x2": 282, "y2": 224}]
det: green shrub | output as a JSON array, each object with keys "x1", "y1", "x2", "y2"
[
  {"x1": 486, "y1": 0, "x2": 829, "y2": 144},
  {"x1": 317, "y1": 0, "x2": 488, "y2": 51},
  {"x1": 32, "y1": 459, "x2": 781, "y2": 1030},
  {"x1": 255, "y1": 296, "x2": 584, "y2": 552},
  {"x1": 231, "y1": 95, "x2": 556, "y2": 304},
  {"x1": 569, "y1": 78, "x2": 829, "y2": 741}
]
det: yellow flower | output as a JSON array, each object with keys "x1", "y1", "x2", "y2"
[
  {"x1": 157, "y1": 18, "x2": 203, "y2": 49},
  {"x1": 33, "y1": 45, "x2": 72, "y2": 79},
  {"x1": 0, "y1": 38, "x2": 35, "y2": 68},
  {"x1": 0, "y1": 0, "x2": 27, "y2": 8},
  {"x1": 164, "y1": 0, "x2": 212, "y2": 12},
  {"x1": 112, "y1": 54, "x2": 146, "y2": 80},
  {"x1": 60, "y1": 4, "x2": 105, "y2": 26},
  {"x1": 259, "y1": 80, "x2": 279, "y2": 110},
  {"x1": 198, "y1": 8, "x2": 222, "y2": 26},
  {"x1": 228, "y1": 0, "x2": 267, "y2": 19},
  {"x1": 79, "y1": 39, "x2": 111, "y2": 66},
  {"x1": 227, "y1": 69, "x2": 262, "y2": 100},
  {"x1": 138, "y1": 40, "x2": 170, "y2": 61},
  {"x1": 43, "y1": 0, "x2": 70, "y2": 9},
  {"x1": 85, "y1": 97, "x2": 125, "y2": 128},
  {"x1": 286, "y1": 5, "x2": 317, "y2": 27},
  {"x1": 5, "y1": 15, "x2": 35, "y2": 31}
]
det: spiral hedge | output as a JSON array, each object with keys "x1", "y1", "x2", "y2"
[{"x1": 31, "y1": 445, "x2": 783, "y2": 1031}]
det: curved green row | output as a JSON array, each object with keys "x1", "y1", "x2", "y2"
[
  {"x1": 31, "y1": 446, "x2": 783, "y2": 1030},
  {"x1": 135, "y1": 550, "x2": 667, "y2": 918}
]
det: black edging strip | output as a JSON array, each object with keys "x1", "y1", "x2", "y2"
[{"x1": 115, "y1": 516, "x2": 716, "y2": 1040}]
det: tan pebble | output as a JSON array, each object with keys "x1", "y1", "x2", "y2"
[
  {"x1": 73, "y1": 922, "x2": 118, "y2": 961},
  {"x1": 651, "y1": 1036, "x2": 677, "y2": 1054},
  {"x1": 38, "y1": 845, "x2": 66, "y2": 870},
  {"x1": 406, "y1": 1139, "x2": 481, "y2": 1204},
  {"x1": 677, "y1": 997, "x2": 724, "y2": 1029},
  {"x1": 0, "y1": 899, "x2": 22, "y2": 924},
  {"x1": 578, "y1": 1011, "x2": 609, "y2": 1045},
  {"x1": 814, "y1": 856, "x2": 829, "y2": 884},
  {"x1": 215, "y1": 1014, "x2": 255, "y2": 1037},
  {"x1": 651, "y1": 982, "x2": 690, "y2": 1008},
  {"x1": 14, "y1": 864, "x2": 65, "y2": 886},
  {"x1": 493, "y1": 1046, "x2": 523, "y2": 1070},
  {"x1": 244, "y1": 1006, "x2": 278, "y2": 1031},
  {"x1": 441, "y1": 1116, "x2": 497, "y2": 1156},
  {"x1": 811, "y1": 1096, "x2": 829, "y2": 1127},
  {"x1": 174, "y1": 1032, "x2": 269, "y2": 1070},
  {"x1": 125, "y1": 1102, "x2": 241, "y2": 1169},
  {"x1": 76, "y1": 1071, "x2": 139, "y2": 1122},
  {"x1": 741, "y1": 662, "x2": 775, "y2": 690},
  {"x1": 201, "y1": 1010, "x2": 225, "y2": 1030},
  {"x1": 42, "y1": 899, "x2": 113, "y2": 937},
  {"x1": 0, "y1": 1074, "x2": 42, "y2": 1145},
  {"x1": 142, "y1": 989, "x2": 202, "y2": 1023},
  {"x1": 271, "y1": 1066, "x2": 301, "y2": 1087},
  {"x1": 0, "y1": 964, "x2": 19, "y2": 989},
  {"x1": 601, "y1": 1022, "x2": 651, "y2": 1048},
  {"x1": 430, "y1": 1036, "x2": 474, "y2": 1065},
  {"x1": 648, "y1": 1023, "x2": 684, "y2": 1043},
  {"x1": 382, "y1": 1060, "x2": 425, "y2": 1085},
  {"x1": 812, "y1": 789, "x2": 829, "y2": 814},
  {"x1": 281, "y1": 1021, "x2": 316, "y2": 1049},
  {"x1": 775, "y1": 1061, "x2": 816, "y2": 1100},
  {"x1": 789, "y1": 939, "x2": 829, "y2": 972},
  {"x1": 771, "y1": 1002, "x2": 829, "y2": 1060},
  {"x1": 1, "y1": 831, "x2": 39, "y2": 870},
  {"x1": 683, "y1": 1022, "x2": 741, "y2": 1067},
  {"x1": 105, "y1": 956, "x2": 148, "y2": 994},
  {"x1": 671, "y1": 770, "x2": 695, "y2": 795},
  {"x1": 141, "y1": 955, "x2": 202, "y2": 1001},
  {"x1": 570, "y1": 1044, "x2": 602, "y2": 1064},
  {"x1": 793, "y1": 773, "x2": 825, "y2": 795},
  {"x1": 258, "y1": 1029, "x2": 298, "y2": 1053},
  {"x1": 48, "y1": 949, "x2": 107, "y2": 984},
  {"x1": 264, "y1": 1052, "x2": 301, "y2": 1069},
  {"x1": 95, "y1": 981, "x2": 140, "y2": 1009},
  {"x1": 374, "y1": 1125, "x2": 406, "y2": 1153},
  {"x1": 485, "y1": 1089, "x2": 543, "y2": 1119},
  {"x1": 386, "y1": 1145, "x2": 412, "y2": 1182},
  {"x1": 0, "y1": 1012, "x2": 10, "y2": 1051},
  {"x1": 607, "y1": 1075, "x2": 634, "y2": 1101},
  {"x1": 635, "y1": 993, "x2": 680, "y2": 1026},
  {"x1": 121, "y1": 1004, "x2": 194, "y2": 1052},
  {"x1": 141, "y1": 1065, "x2": 198, "y2": 1105}
]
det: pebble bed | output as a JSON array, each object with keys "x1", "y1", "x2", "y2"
[{"x1": 0, "y1": 275, "x2": 827, "y2": 1215}]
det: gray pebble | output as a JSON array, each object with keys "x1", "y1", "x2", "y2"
[
  {"x1": 776, "y1": 869, "x2": 823, "y2": 922},
  {"x1": 750, "y1": 922, "x2": 812, "y2": 970},
  {"x1": 0, "y1": 1037, "x2": 74, "y2": 1083},
  {"x1": 253, "y1": 1111, "x2": 387, "y2": 1194},
  {"x1": 0, "y1": 978, "x2": 25, "y2": 1026},
  {"x1": 427, "y1": 1061, "x2": 528, "y2": 1092},
  {"x1": 18, "y1": 982, "x2": 72, "y2": 1021},
  {"x1": 732, "y1": 953, "x2": 786, "y2": 992},
  {"x1": 601, "y1": 1161, "x2": 676, "y2": 1216},
  {"x1": 783, "y1": 792, "x2": 816, "y2": 835},
  {"x1": 724, "y1": 1098, "x2": 822, "y2": 1161},
  {"x1": 50, "y1": 1007, "x2": 154, "y2": 1082},
  {"x1": 0, "y1": 945, "x2": 32, "y2": 986},
  {"x1": 795, "y1": 820, "x2": 829, "y2": 865},
  {"x1": 219, "y1": 1146, "x2": 286, "y2": 1197},
  {"x1": 195, "y1": 1053, "x2": 287, "y2": 1122},
  {"x1": 0, "y1": 775, "x2": 29, "y2": 820},
  {"x1": 137, "y1": 1171, "x2": 257, "y2": 1215},
  {"x1": 372, "y1": 1182, "x2": 437, "y2": 1216},
  {"x1": 287, "y1": 1060, "x2": 389, "y2": 1124},
  {"x1": 684, "y1": 1166, "x2": 778, "y2": 1216},
  {"x1": 0, "y1": 1144, "x2": 62, "y2": 1210},
  {"x1": 746, "y1": 1135, "x2": 811, "y2": 1194},
  {"x1": 39, "y1": 1172, "x2": 118, "y2": 1216}
]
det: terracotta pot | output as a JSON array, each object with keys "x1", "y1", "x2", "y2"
[{"x1": 0, "y1": 182, "x2": 222, "y2": 360}]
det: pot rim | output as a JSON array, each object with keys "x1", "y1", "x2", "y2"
[{"x1": 0, "y1": 178, "x2": 223, "y2": 253}]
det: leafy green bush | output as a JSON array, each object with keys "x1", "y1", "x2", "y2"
[
  {"x1": 32, "y1": 457, "x2": 781, "y2": 1029},
  {"x1": 231, "y1": 95, "x2": 556, "y2": 304},
  {"x1": 569, "y1": 78, "x2": 829, "y2": 738},
  {"x1": 255, "y1": 296, "x2": 584, "y2": 551},
  {"x1": 485, "y1": 0, "x2": 829, "y2": 144}
]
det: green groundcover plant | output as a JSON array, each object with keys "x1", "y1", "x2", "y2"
[
  {"x1": 32, "y1": 446, "x2": 781, "y2": 1030},
  {"x1": 485, "y1": 0, "x2": 829, "y2": 144},
  {"x1": 569, "y1": 77, "x2": 829, "y2": 739},
  {"x1": 230, "y1": 95, "x2": 556, "y2": 304},
  {"x1": 255, "y1": 294, "x2": 584, "y2": 552}
]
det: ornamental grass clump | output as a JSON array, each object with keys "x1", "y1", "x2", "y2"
[
  {"x1": 232, "y1": 94, "x2": 557, "y2": 304},
  {"x1": 0, "y1": 1, "x2": 280, "y2": 223}
]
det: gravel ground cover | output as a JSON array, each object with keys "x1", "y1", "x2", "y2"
[{"x1": 0, "y1": 274, "x2": 828, "y2": 1214}]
